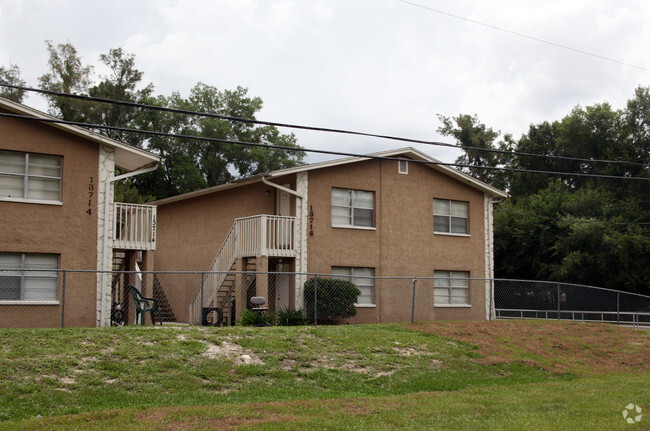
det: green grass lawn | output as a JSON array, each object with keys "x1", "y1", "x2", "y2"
[{"x1": 0, "y1": 322, "x2": 647, "y2": 430}]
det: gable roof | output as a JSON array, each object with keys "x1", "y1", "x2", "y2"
[
  {"x1": 0, "y1": 97, "x2": 160, "y2": 171},
  {"x1": 155, "y1": 147, "x2": 507, "y2": 206}
]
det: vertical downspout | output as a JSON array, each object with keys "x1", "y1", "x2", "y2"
[{"x1": 99, "y1": 163, "x2": 159, "y2": 327}]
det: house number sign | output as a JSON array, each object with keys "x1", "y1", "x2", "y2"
[
  {"x1": 87, "y1": 177, "x2": 94, "y2": 215},
  {"x1": 309, "y1": 205, "x2": 314, "y2": 236}
]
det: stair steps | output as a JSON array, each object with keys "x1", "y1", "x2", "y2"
[
  {"x1": 153, "y1": 276, "x2": 177, "y2": 322},
  {"x1": 210, "y1": 258, "x2": 257, "y2": 326}
]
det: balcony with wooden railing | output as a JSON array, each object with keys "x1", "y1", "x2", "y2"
[
  {"x1": 113, "y1": 202, "x2": 157, "y2": 251},
  {"x1": 189, "y1": 214, "x2": 296, "y2": 324}
]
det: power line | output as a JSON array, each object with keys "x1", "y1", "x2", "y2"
[
  {"x1": 1, "y1": 83, "x2": 648, "y2": 169},
  {"x1": 1, "y1": 111, "x2": 649, "y2": 182},
  {"x1": 397, "y1": 0, "x2": 650, "y2": 73}
]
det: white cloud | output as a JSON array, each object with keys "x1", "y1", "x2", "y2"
[{"x1": 1, "y1": 0, "x2": 648, "y2": 162}]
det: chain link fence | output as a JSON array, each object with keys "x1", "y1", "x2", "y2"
[
  {"x1": 189, "y1": 272, "x2": 492, "y2": 327},
  {"x1": 1, "y1": 269, "x2": 649, "y2": 328},
  {"x1": 494, "y1": 279, "x2": 650, "y2": 327}
]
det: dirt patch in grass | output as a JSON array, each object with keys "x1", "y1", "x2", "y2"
[
  {"x1": 133, "y1": 398, "x2": 380, "y2": 430},
  {"x1": 135, "y1": 407, "x2": 293, "y2": 431},
  {"x1": 406, "y1": 320, "x2": 649, "y2": 375},
  {"x1": 202, "y1": 339, "x2": 264, "y2": 365}
]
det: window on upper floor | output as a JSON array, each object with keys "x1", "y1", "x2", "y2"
[
  {"x1": 433, "y1": 199, "x2": 468, "y2": 235},
  {"x1": 398, "y1": 159, "x2": 408, "y2": 174},
  {"x1": 332, "y1": 266, "x2": 375, "y2": 306},
  {"x1": 0, "y1": 253, "x2": 59, "y2": 302},
  {"x1": 434, "y1": 270, "x2": 469, "y2": 306},
  {"x1": 0, "y1": 150, "x2": 62, "y2": 203},
  {"x1": 331, "y1": 188, "x2": 374, "y2": 228}
]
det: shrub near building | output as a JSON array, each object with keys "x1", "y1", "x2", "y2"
[{"x1": 304, "y1": 278, "x2": 360, "y2": 324}]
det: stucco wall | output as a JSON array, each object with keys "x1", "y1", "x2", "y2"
[
  {"x1": 154, "y1": 178, "x2": 295, "y2": 322},
  {"x1": 154, "y1": 157, "x2": 492, "y2": 324},
  {"x1": 0, "y1": 113, "x2": 101, "y2": 327},
  {"x1": 306, "y1": 158, "x2": 487, "y2": 322}
]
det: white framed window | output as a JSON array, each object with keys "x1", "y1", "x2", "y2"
[
  {"x1": 332, "y1": 266, "x2": 374, "y2": 306},
  {"x1": 0, "y1": 150, "x2": 62, "y2": 202},
  {"x1": 398, "y1": 159, "x2": 408, "y2": 175},
  {"x1": 434, "y1": 199, "x2": 468, "y2": 235},
  {"x1": 434, "y1": 270, "x2": 469, "y2": 306},
  {"x1": 0, "y1": 253, "x2": 59, "y2": 302},
  {"x1": 332, "y1": 188, "x2": 374, "y2": 228}
]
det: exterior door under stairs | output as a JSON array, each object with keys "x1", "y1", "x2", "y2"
[
  {"x1": 277, "y1": 185, "x2": 291, "y2": 248},
  {"x1": 274, "y1": 262, "x2": 291, "y2": 311}
]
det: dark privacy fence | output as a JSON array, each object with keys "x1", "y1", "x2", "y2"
[
  {"x1": 493, "y1": 279, "x2": 650, "y2": 327},
  {"x1": 1, "y1": 270, "x2": 649, "y2": 328}
]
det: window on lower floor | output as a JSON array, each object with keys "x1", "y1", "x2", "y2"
[
  {"x1": 434, "y1": 199, "x2": 468, "y2": 234},
  {"x1": 434, "y1": 270, "x2": 469, "y2": 306},
  {"x1": 0, "y1": 253, "x2": 59, "y2": 301},
  {"x1": 0, "y1": 150, "x2": 62, "y2": 202},
  {"x1": 331, "y1": 266, "x2": 375, "y2": 305},
  {"x1": 332, "y1": 188, "x2": 375, "y2": 228}
]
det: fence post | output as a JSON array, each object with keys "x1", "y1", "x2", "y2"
[
  {"x1": 617, "y1": 291, "x2": 620, "y2": 326},
  {"x1": 314, "y1": 277, "x2": 318, "y2": 328},
  {"x1": 61, "y1": 270, "x2": 66, "y2": 329},
  {"x1": 200, "y1": 272, "x2": 205, "y2": 326},
  {"x1": 411, "y1": 278, "x2": 417, "y2": 323},
  {"x1": 557, "y1": 283, "x2": 561, "y2": 320},
  {"x1": 489, "y1": 279, "x2": 494, "y2": 321}
]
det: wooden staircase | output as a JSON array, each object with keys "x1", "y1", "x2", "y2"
[
  {"x1": 188, "y1": 215, "x2": 296, "y2": 325},
  {"x1": 110, "y1": 252, "x2": 176, "y2": 324},
  {"x1": 153, "y1": 276, "x2": 177, "y2": 322},
  {"x1": 208, "y1": 258, "x2": 257, "y2": 326},
  {"x1": 112, "y1": 251, "x2": 126, "y2": 272}
]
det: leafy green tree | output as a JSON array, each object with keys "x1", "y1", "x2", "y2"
[
  {"x1": 621, "y1": 86, "x2": 650, "y2": 198},
  {"x1": 39, "y1": 43, "x2": 159, "y2": 203},
  {"x1": 35, "y1": 41, "x2": 305, "y2": 201},
  {"x1": 494, "y1": 181, "x2": 571, "y2": 281},
  {"x1": 114, "y1": 179, "x2": 155, "y2": 204},
  {"x1": 134, "y1": 84, "x2": 304, "y2": 199},
  {"x1": 494, "y1": 181, "x2": 650, "y2": 293},
  {"x1": 507, "y1": 120, "x2": 560, "y2": 198},
  {"x1": 38, "y1": 41, "x2": 93, "y2": 121},
  {"x1": 437, "y1": 113, "x2": 512, "y2": 191},
  {"x1": 0, "y1": 64, "x2": 26, "y2": 102},
  {"x1": 492, "y1": 87, "x2": 650, "y2": 294},
  {"x1": 86, "y1": 48, "x2": 154, "y2": 145}
]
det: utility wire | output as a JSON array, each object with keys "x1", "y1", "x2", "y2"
[
  {"x1": 1, "y1": 111, "x2": 649, "y2": 182},
  {"x1": 398, "y1": 0, "x2": 650, "y2": 73},
  {"x1": 1, "y1": 83, "x2": 648, "y2": 169}
]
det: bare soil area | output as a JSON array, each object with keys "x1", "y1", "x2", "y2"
[{"x1": 406, "y1": 320, "x2": 649, "y2": 375}]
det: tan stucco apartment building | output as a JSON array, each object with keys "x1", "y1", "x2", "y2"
[
  {"x1": 154, "y1": 148, "x2": 508, "y2": 324},
  {"x1": 1, "y1": 97, "x2": 507, "y2": 327},
  {"x1": 0, "y1": 97, "x2": 160, "y2": 327}
]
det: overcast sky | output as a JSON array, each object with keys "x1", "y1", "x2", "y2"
[{"x1": 1, "y1": 0, "x2": 648, "y2": 163}]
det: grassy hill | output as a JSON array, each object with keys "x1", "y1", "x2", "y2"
[{"x1": 0, "y1": 321, "x2": 647, "y2": 430}]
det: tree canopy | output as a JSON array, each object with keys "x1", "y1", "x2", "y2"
[
  {"x1": 133, "y1": 84, "x2": 303, "y2": 199},
  {"x1": 24, "y1": 41, "x2": 305, "y2": 200},
  {"x1": 0, "y1": 64, "x2": 26, "y2": 103},
  {"x1": 439, "y1": 87, "x2": 650, "y2": 294}
]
